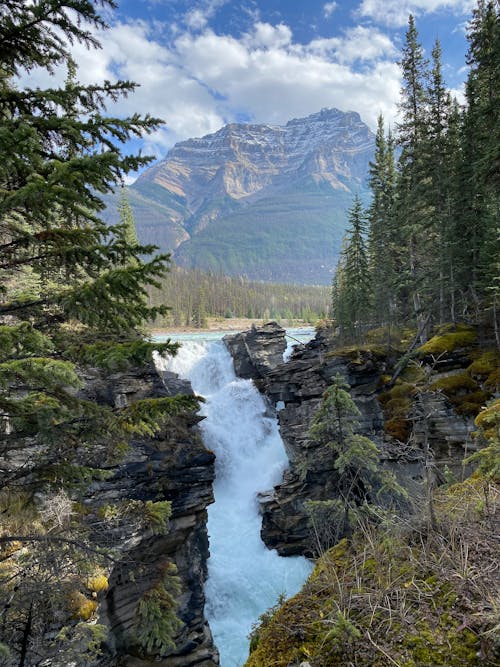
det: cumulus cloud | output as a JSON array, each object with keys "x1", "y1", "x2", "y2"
[
  {"x1": 310, "y1": 25, "x2": 397, "y2": 63},
  {"x1": 358, "y1": 0, "x2": 475, "y2": 27},
  {"x1": 18, "y1": 15, "x2": 402, "y2": 155}
]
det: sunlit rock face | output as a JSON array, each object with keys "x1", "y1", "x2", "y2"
[{"x1": 102, "y1": 108, "x2": 375, "y2": 284}]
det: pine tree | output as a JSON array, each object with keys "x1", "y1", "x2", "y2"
[
  {"x1": 459, "y1": 0, "x2": 499, "y2": 322},
  {"x1": 307, "y1": 375, "x2": 406, "y2": 545},
  {"x1": 0, "y1": 1, "x2": 197, "y2": 660},
  {"x1": 424, "y1": 39, "x2": 456, "y2": 323},
  {"x1": 335, "y1": 196, "x2": 372, "y2": 341},
  {"x1": 367, "y1": 116, "x2": 399, "y2": 334},
  {"x1": 118, "y1": 187, "x2": 140, "y2": 247},
  {"x1": 395, "y1": 15, "x2": 432, "y2": 337}
]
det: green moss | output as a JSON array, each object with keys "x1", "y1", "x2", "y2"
[
  {"x1": 244, "y1": 480, "x2": 499, "y2": 667},
  {"x1": 430, "y1": 373, "x2": 492, "y2": 418},
  {"x1": 417, "y1": 325, "x2": 476, "y2": 356},
  {"x1": 485, "y1": 367, "x2": 500, "y2": 392},
  {"x1": 431, "y1": 372, "x2": 479, "y2": 394},
  {"x1": 404, "y1": 624, "x2": 479, "y2": 666},
  {"x1": 327, "y1": 344, "x2": 388, "y2": 361},
  {"x1": 467, "y1": 350, "x2": 500, "y2": 377},
  {"x1": 474, "y1": 398, "x2": 500, "y2": 429},
  {"x1": 379, "y1": 381, "x2": 416, "y2": 441},
  {"x1": 450, "y1": 390, "x2": 491, "y2": 416}
]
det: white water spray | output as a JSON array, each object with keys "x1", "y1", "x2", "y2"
[{"x1": 157, "y1": 337, "x2": 311, "y2": 667}]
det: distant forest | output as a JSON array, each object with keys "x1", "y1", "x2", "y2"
[{"x1": 148, "y1": 266, "x2": 331, "y2": 327}]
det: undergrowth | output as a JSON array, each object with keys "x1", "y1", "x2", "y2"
[{"x1": 247, "y1": 477, "x2": 500, "y2": 667}]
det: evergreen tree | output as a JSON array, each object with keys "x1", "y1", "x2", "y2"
[
  {"x1": 307, "y1": 375, "x2": 406, "y2": 544},
  {"x1": 118, "y1": 187, "x2": 140, "y2": 247},
  {"x1": 395, "y1": 15, "x2": 432, "y2": 336},
  {"x1": 367, "y1": 116, "x2": 399, "y2": 333},
  {"x1": 0, "y1": 1, "x2": 197, "y2": 660},
  {"x1": 459, "y1": 0, "x2": 499, "y2": 321},
  {"x1": 334, "y1": 196, "x2": 372, "y2": 341},
  {"x1": 424, "y1": 39, "x2": 456, "y2": 323}
]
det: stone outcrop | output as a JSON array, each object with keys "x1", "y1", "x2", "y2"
[
  {"x1": 79, "y1": 363, "x2": 219, "y2": 666},
  {"x1": 223, "y1": 321, "x2": 287, "y2": 389},
  {"x1": 224, "y1": 324, "x2": 479, "y2": 558}
]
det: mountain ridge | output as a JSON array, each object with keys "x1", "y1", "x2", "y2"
[{"x1": 103, "y1": 108, "x2": 375, "y2": 284}]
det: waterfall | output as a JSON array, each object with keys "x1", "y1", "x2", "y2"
[{"x1": 157, "y1": 337, "x2": 311, "y2": 667}]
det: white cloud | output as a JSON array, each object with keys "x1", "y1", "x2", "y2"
[
  {"x1": 18, "y1": 16, "x2": 402, "y2": 154},
  {"x1": 185, "y1": 9, "x2": 209, "y2": 30},
  {"x1": 310, "y1": 26, "x2": 397, "y2": 63},
  {"x1": 244, "y1": 22, "x2": 293, "y2": 49},
  {"x1": 184, "y1": 0, "x2": 227, "y2": 32},
  {"x1": 323, "y1": 2, "x2": 338, "y2": 18},
  {"x1": 358, "y1": 0, "x2": 475, "y2": 27}
]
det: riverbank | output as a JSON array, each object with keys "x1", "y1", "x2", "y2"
[{"x1": 148, "y1": 317, "x2": 315, "y2": 335}]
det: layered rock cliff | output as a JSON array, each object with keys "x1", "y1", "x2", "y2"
[
  {"x1": 224, "y1": 323, "x2": 485, "y2": 557},
  {"x1": 78, "y1": 362, "x2": 219, "y2": 666},
  {"x1": 102, "y1": 109, "x2": 375, "y2": 284},
  {"x1": 0, "y1": 361, "x2": 219, "y2": 666}
]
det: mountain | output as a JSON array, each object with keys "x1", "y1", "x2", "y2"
[{"x1": 103, "y1": 108, "x2": 375, "y2": 284}]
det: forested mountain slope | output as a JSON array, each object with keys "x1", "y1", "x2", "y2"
[{"x1": 102, "y1": 108, "x2": 374, "y2": 284}]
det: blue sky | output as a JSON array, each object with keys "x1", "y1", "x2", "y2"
[{"x1": 22, "y1": 0, "x2": 477, "y2": 163}]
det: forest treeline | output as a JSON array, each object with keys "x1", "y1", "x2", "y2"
[
  {"x1": 333, "y1": 2, "x2": 499, "y2": 345},
  {"x1": 147, "y1": 267, "x2": 331, "y2": 327}
]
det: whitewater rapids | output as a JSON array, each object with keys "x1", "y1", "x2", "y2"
[{"x1": 157, "y1": 338, "x2": 311, "y2": 667}]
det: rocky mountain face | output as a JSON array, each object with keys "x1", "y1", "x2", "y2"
[
  {"x1": 78, "y1": 363, "x2": 219, "y2": 666},
  {"x1": 223, "y1": 324, "x2": 479, "y2": 557},
  {"x1": 103, "y1": 109, "x2": 374, "y2": 284}
]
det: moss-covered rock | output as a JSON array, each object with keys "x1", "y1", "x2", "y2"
[
  {"x1": 245, "y1": 479, "x2": 499, "y2": 667},
  {"x1": 417, "y1": 324, "x2": 477, "y2": 356},
  {"x1": 431, "y1": 372, "x2": 492, "y2": 417}
]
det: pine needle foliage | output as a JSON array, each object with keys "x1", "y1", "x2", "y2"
[
  {"x1": 308, "y1": 375, "x2": 407, "y2": 544},
  {"x1": 0, "y1": 1, "x2": 197, "y2": 662},
  {"x1": 332, "y1": 3, "x2": 499, "y2": 343},
  {"x1": 134, "y1": 562, "x2": 183, "y2": 655}
]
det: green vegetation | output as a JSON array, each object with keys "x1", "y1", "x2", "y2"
[
  {"x1": 417, "y1": 324, "x2": 478, "y2": 356},
  {"x1": 173, "y1": 188, "x2": 358, "y2": 284},
  {"x1": 247, "y1": 476, "x2": 499, "y2": 667},
  {"x1": 306, "y1": 375, "x2": 407, "y2": 549},
  {"x1": 148, "y1": 265, "x2": 330, "y2": 327},
  {"x1": 331, "y1": 2, "x2": 499, "y2": 345},
  {"x1": 0, "y1": 1, "x2": 193, "y2": 661},
  {"x1": 133, "y1": 561, "x2": 183, "y2": 655},
  {"x1": 250, "y1": 5, "x2": 500, "y2": 665}
]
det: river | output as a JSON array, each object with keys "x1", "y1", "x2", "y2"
[{"x1": 154, "y1": 329, "x2": 312, "y2": 667}]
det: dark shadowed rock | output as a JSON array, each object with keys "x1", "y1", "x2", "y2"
[
  {"x1": 226, "y1": 325, "x2": 479, "y2": 558},
  {"x1": 79, "y1": 363, "x2": 219, "y2": 666}
]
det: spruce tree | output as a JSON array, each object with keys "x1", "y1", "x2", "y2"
[
  {"x1": 308, "y1": 375, "x2": 406, "y2": 544},
  {"x1": 336, "y1": 196, "x2": 372, "y2": 341},
  {"x1": 424, "y1": 39, "x2": 455, "y2": 323},
  {"x1": 367, "y1": 116, "x2": 399, "y2": 334},
  {"x1": 0, "y1": 1, "x2": 197, "y2": 661},
  {"x1": 395, "y1": 15, "x2": 432, "y2": 336},
  {"x1": 460, "y1": 0, "x2": 499, "y2": 321}
]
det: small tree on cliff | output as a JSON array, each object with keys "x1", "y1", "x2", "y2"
[{"x1": 307, "y1": 375, "x2": 406, "y2": 547}]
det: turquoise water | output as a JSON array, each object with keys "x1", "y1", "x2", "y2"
[{"x1": 153, "y1": 327, "x2": 314, "y2": 666}]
